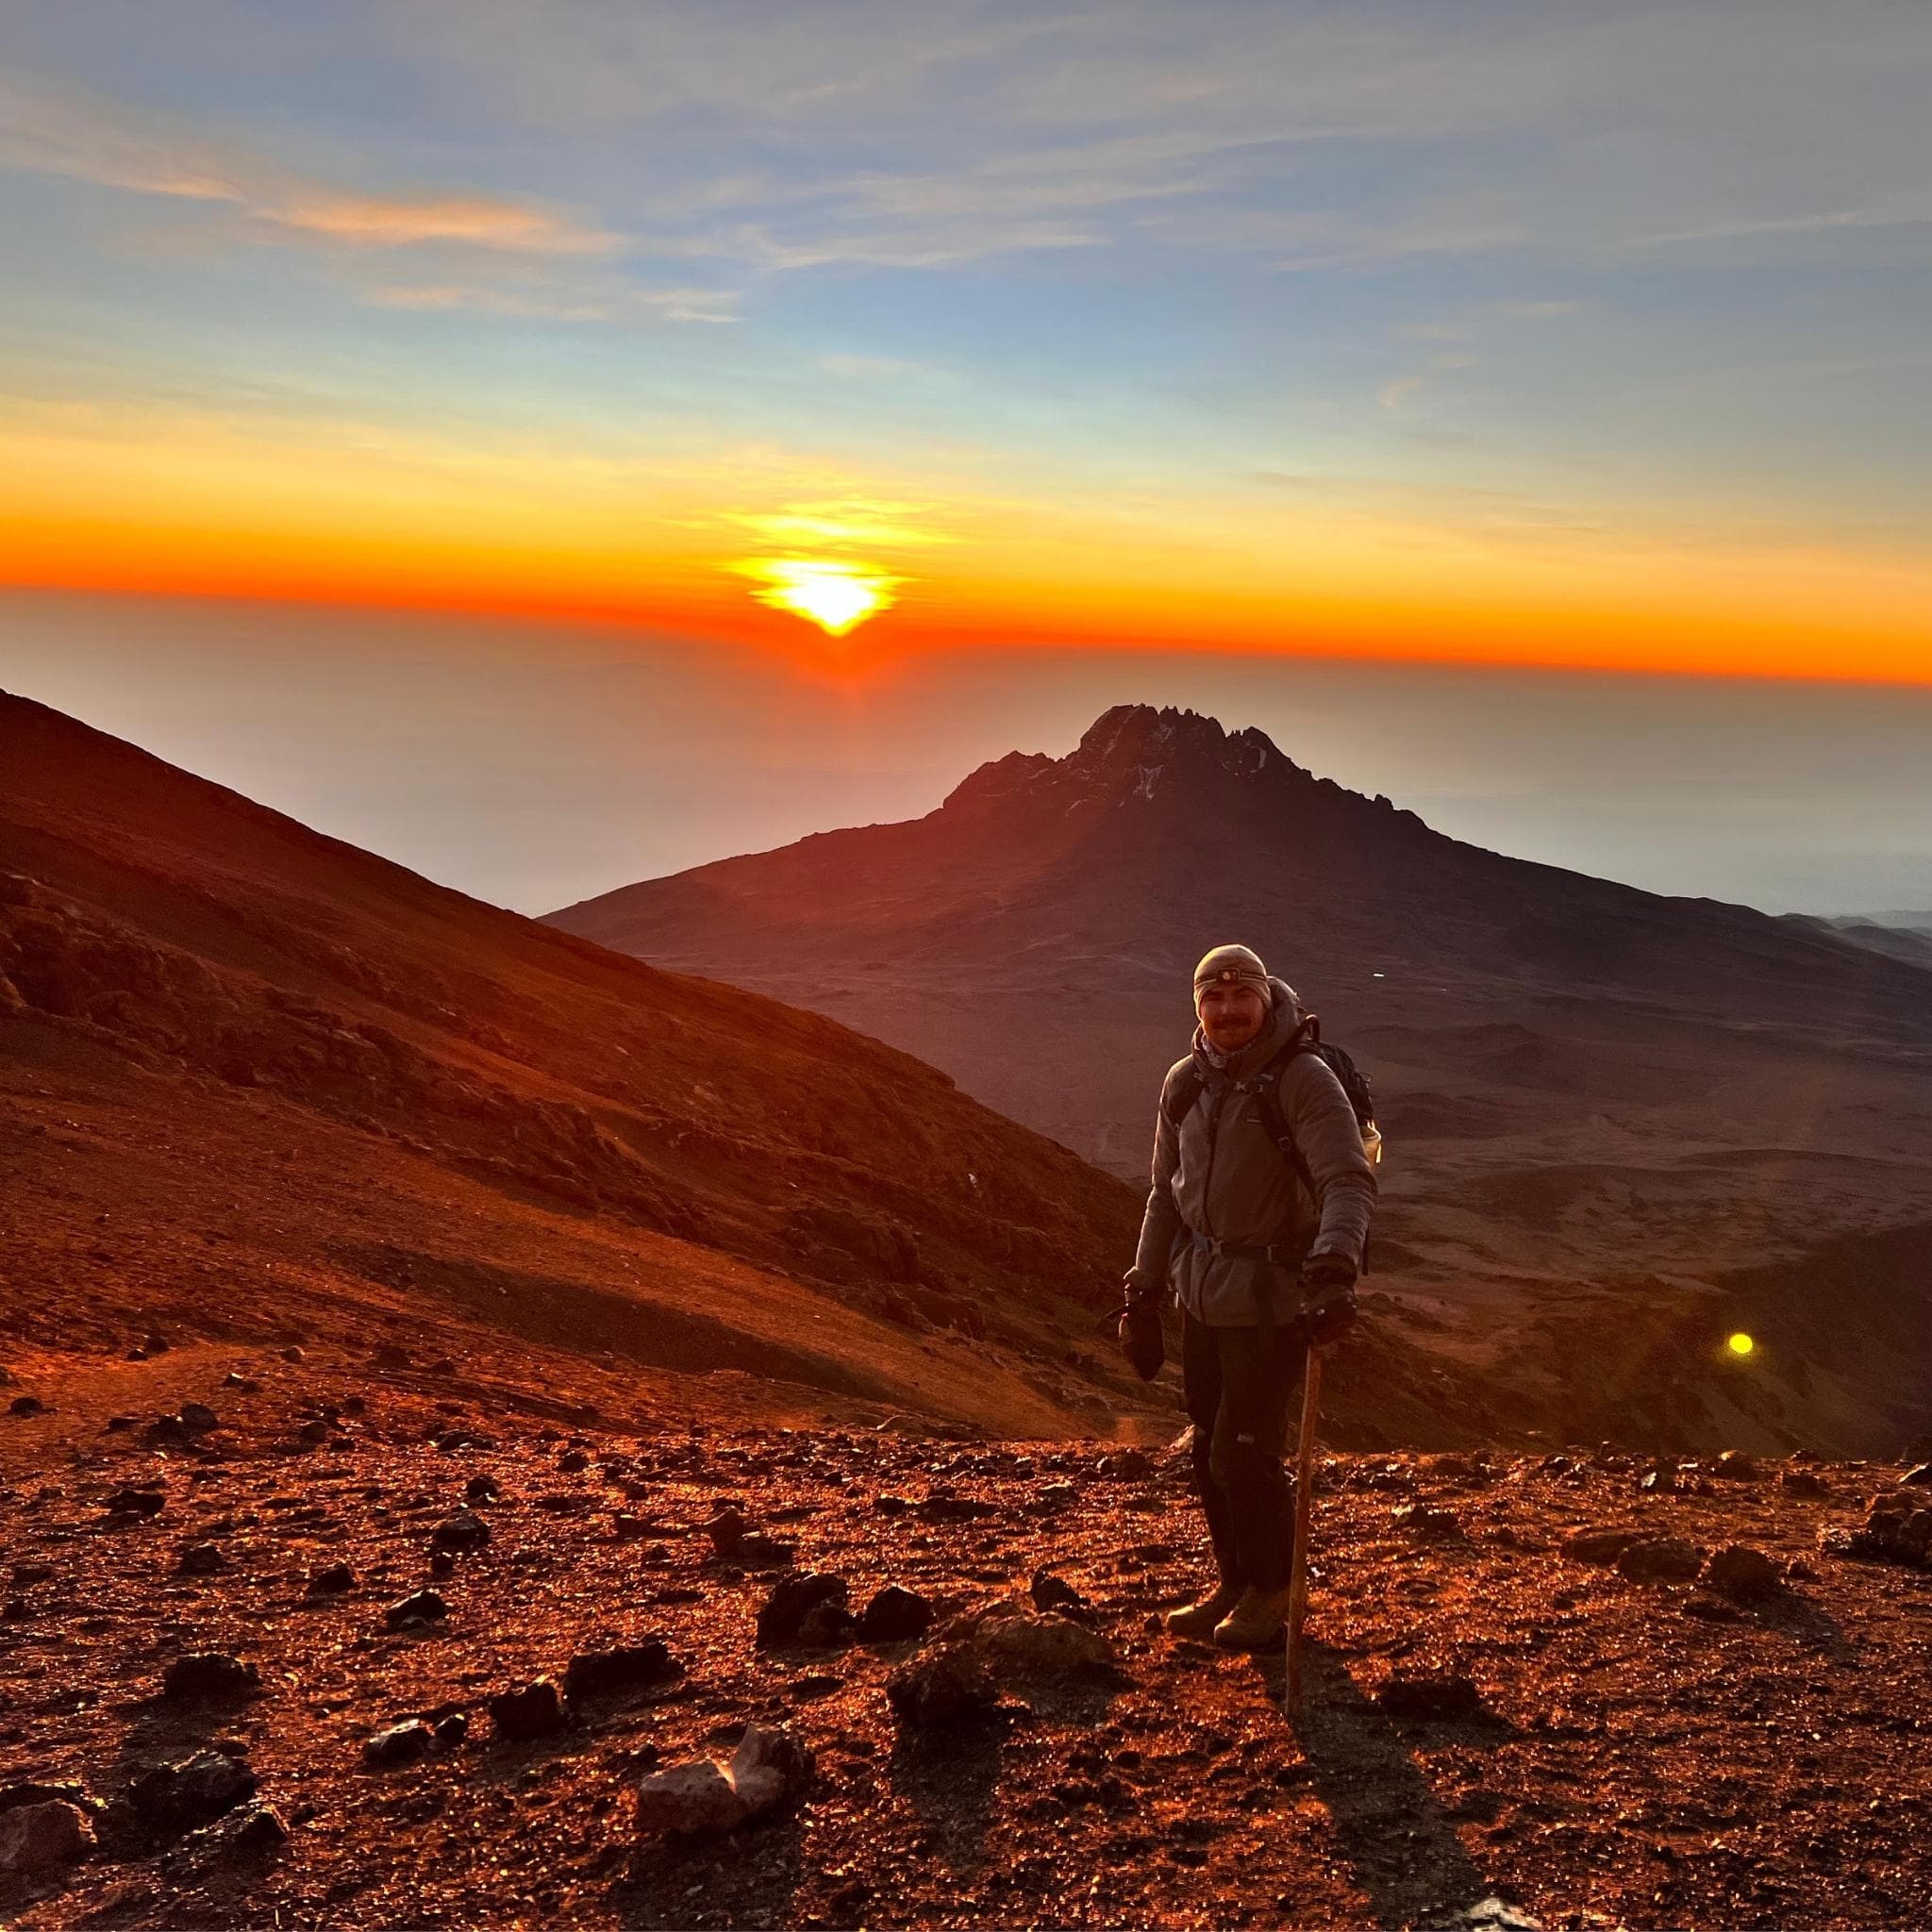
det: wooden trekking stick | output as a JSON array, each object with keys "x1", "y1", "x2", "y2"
[{"x1": 1283, "y1": 1345, "x2": 1324, "y2": 1714}]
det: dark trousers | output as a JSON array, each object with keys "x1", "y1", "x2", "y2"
[{"x1": 1182, "y1": 1310, "x2": 1304, "y2": 1591}]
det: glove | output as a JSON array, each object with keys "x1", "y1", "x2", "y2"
[
  {"x1": 1116, "y1": 1274, "x2": 1166, "y2": 1382},
  {"x1": 1298, "y1": 1253, "x2": 1359, "y2": 1347}
]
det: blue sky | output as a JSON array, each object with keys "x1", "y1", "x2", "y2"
[{"x1": 1, "y1": 3, "x2": 1927, "y2": 912}]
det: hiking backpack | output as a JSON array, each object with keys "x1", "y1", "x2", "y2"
[{"x1": 1161, "y1": 1017, "x2": 1384, "y2": 1250}]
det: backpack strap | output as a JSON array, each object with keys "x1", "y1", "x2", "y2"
[
  {"x1": 1250, "y1": 1026, "x2": 1321, "y2": 1201},
  {"x1": 1160, "y1": 1063, "x2": 1207, "y2": 1127},
  {"x1": 1251, "y1": 1021, "x2": 1375, "y2": 1278}
]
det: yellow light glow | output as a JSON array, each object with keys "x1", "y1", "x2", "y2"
[
  {"x1": 1727, "y1": 1332, "x2": 1755, "y2": 1356},
  {"x1": 730, "y1": 557, "x2": 898, "y2": 636}
]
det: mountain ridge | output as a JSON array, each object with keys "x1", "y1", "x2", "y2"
[
  {"x1": 0, "y1": 688, "x2": 1146, "y2": 1441},
  {"x1": 546, "y1": 701, "x2": 1932, "y2": 1457}
]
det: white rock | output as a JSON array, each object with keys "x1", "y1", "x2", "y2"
[
  {"x1": 0, "y1": 1800, "x2": 95, "y2": 1878},
  {"x1": 729, "y1": 1723, "x2": 814, "y2": 1820},
  {"x1": 635, "y1": 1760, "x2": 746, "y2": 1836},
  {"x1": 969, "y1": 1603, "x2": 1120, "y2": 1680},
  {"x1": 636, "y1": 1724, "x2": 816, "y2": 1836},
  {"x1": 1433, "y1": 1899, "x2": 1544, "y2": 1932}
]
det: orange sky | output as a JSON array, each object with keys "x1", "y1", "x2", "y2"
[
  {"x1": 5, "y1": 5, "x2": 1930, "y2": 688},
  {"x1": 5, "y1": 396, "x2": 1929, "y2": 687}
]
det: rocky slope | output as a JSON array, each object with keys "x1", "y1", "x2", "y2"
[
  {"x1": 0, "y1": 689, "x2": 1145, "y2": 1441},
  {"x1": 549, "y1": 704, "x2": 1932, "y2": 1457},
  {"x1": 4, "y1": 1346, "x2": 1931, "y2": 1929}
]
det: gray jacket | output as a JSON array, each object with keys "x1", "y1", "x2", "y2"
[{"x1": 1129, "y1": 977, "x2": 1377, "y2": 1327}]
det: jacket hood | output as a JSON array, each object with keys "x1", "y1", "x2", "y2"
[{"x1": 1191, "y1": 974, "x2": 1308, "y2": 1079}]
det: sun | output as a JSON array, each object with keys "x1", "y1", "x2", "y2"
[
  {"x1": 1726, "y1": 1332, "x2": 1755, "y2": 1356},
  {"x1": 731, "y1": 557, "x2": 898, "y2": 637}
]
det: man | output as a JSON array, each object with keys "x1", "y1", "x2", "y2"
[{"x1": 1124, "y1": 943, "x2": 1376, "y2": 1651}]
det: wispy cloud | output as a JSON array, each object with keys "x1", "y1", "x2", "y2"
[
  {"x1": 0, "y1": 71, "x2": 620, "y2": 258},
  {"x1": 1492, "y1": 299, "x2": 1583, "y2": 321},
  {"x1": 817, "y1": 353, "x2": 929, "y2": 378},
  {"x1": 715, "y1": 497, "x2": 962, "y2": 550},
  {"x1": 1632, "y1": 207, "x2": 1932, "y2": 249},
  {"x1": 367, "y1": 281, "x2": 738, "y2": 323},
  {"x1": 732, "y1": 216, "x2": 1105, "y2": 269}
]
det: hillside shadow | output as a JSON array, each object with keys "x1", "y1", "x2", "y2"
[
  {"x1": 1753, "y1": 1590, "x2": 1857, "y2": 1664},
  {"x1": 609, "y1": 1814, "x2": 808, "y2": 1930},
  {"x1": 1254, "y1": 1643, "x2": 1499, "y2": 1932},
  {"x1": 322, "y1": 1240, "x2": 905, "y2": 1406},
  {"x1": 888, "y1": 1708, "x2": 1015, "y2": 1881}
]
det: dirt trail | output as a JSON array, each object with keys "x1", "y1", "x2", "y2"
[{"x1": 4, "y1": 1346, "x2": 1929, "y2": 1930}]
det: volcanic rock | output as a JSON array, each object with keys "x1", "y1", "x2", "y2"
[
  {"x1": 705, "y1": 1506, "x2": 747, "y2": 1556},
  {"x1": 796, "y1": 1600, "x2": 858, "y2": 1647},
  {"x1": 0, "y1": 1799, "x2": 94, "y2": 1880},
  {"x1": 464, "y1": 1474, "x2": 500, "y2": 1503},
  {"x1": 115, "y1": 1751, "x2": 256, "y2": 1848},
  {"x1": 162, "y1": 1653, "x2": 259, "y2": 1702},
  {"x1": 1562, "y1": 1528, "x2": 1639, "y2": 1564},
  {"x1": 728, "y1": 1723, "x2": 815, "y2": 1817},
  {"x1": 1839, "y1": 1492, "x2": 1932, "y2": 1567},
  {"x1": 105, "y1": 1486, "x2": 165, "y2": 1520},
  {"x1": 1028, "y1": 1572, "x2": 1088, "y2": 1617},
  {"x1": 176, "y1": 1543, "x2": 229, "y2": 1576},
  {"x1": 0, "y1": 1782, "x2": 92, "y2": 1814},
  {"x1": 562, "y1": 1641, "x2": 682, "y2": 1700},
  {"x1": 488, "y1": 1677, "x2": 567, "y2": 1742},
  {"x1": 362, "y1": 1721, "x2": 437, "y2": 1770},
  {"x1": 633, "y1": 1724, "x2": 813, "y2": 1836},
  {"x1": 1394, "y1": 1502, "x2": 1462, "y2": 1538},
  {"x1": 384, "y1": 1588, "x2": 449, "y2": 1627},
  {"x1": 634, "y1": 1760, "x2": 746, "y2": 1837},
  {"x1": 430, "y1": 1508, "x2": 491, "y2": 1554},
  {"x1": 8, "y1": 1394, "x2": 44, "y2": 1417},
  {"x1": 307, "y1": 1562, "x2": 355, "y2": 1595},
  {"x1": 1419, "y1": 1897, "x2": 1545, "y2": 1932},
  {"x1": 918, "y1": 1491, "x2": 998, "y2": 1523},
  {"x1": 967, "y1": 1602, "x2": 1123, "y2": 1683},
  {"x1": 756, "y1": 1572, "x2": 848, "y2": 1647},
  {"x1": 1614, "y1": 1537, "x2": 1707, "y2": 1583},
  {"x1": 858, "y1": 1584, "x2": 935, "y2": 1641},
  {"x1": 1703, "y1": 1543, "x2": 1784, "y2": 1602},
  {"x1": 1375, "y1": 1673, "x2": 1491, "y2": 1722},
  {"x1": 189, "y1": 1803, "x2": 288, "y2": 1860},
  {"x1": 887, "y1": 1648, "x2": 1001, "y2": 1727},
  {"x1": 735, "y1": 1533, "x2": 797, "y2": 1566}
]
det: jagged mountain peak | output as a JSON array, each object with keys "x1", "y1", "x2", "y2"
[{"x1": 941, "y1": 703, "x2": 1306, "y2": 817}]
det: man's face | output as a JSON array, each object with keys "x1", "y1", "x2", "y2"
[{"x1": 1197, "y1": 981, "x2": 1268, "y2": 1051}]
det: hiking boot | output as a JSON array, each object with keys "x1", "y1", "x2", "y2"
[
  {"x1": 1162, "y1": 1577, "x2": 1243, "y2": 1641},
  {"x1": 1212, "y1": 1583, "x2": 1295, "y2": 1651}
]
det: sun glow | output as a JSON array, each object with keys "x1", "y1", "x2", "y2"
[
  {"x1": 730, "y1": 557, "x2": 899, "y2": 637},
  {"x1": 1727, "y1": 1332, "x2": 1755, "y2": 1357}
]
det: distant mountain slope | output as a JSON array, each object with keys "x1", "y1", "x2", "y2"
[
  {"x1": 549, "y1": 704, "x2": 1932, "y2": 1455},
  {"x1": 0, "y1": 689, "x2": 1151, "y2": 1439},
  {"x1": 1784, "y1": 911, "x2": 1932, "y2": 971}
]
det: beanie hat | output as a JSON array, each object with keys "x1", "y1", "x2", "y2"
[{"x1": 1192, "y1": 943, "x2": 1274, "y2": 1008}]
